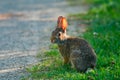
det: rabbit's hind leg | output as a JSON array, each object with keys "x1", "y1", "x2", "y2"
[
  {"x1": 71, "y1": 58, "x2": 87, "y2": 73},
  {"x1": 70, "y1": 51, "x2": 87, "y2": 73}
]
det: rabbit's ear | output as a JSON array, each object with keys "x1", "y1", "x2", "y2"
[{"x1": 57, "y1": 16, "x2": 68, "y2": 31}]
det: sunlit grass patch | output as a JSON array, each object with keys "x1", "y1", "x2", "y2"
[
  {"x1": 25, "y1": 55, "x2": 98, "y2": 80},
  {"x1": 36, "y1": 44, "x2": 59, "y2": 58},
  {"x1": 49, "y1": 44, "x2": 58, "y2": 49}
]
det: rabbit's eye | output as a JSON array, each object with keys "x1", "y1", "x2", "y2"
[
  {"x1": 58, "y1": 33, "x2": 61, "y2": 36},
  {"x1": 58, "y1": 32, "x2": 62, "y2": 37}
]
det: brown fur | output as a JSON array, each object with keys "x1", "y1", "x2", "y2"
[{"x1": 50, "y1": 16, "x2": 97, "y2": 73}]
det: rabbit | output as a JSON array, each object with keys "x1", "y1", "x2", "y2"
[{"x1": 50, "y1": 16, "x2": 97, "y2": 73}]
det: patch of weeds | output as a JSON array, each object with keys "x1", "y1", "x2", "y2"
[
  {"x1": 36, "y1": 44, "x2": 59, "y2": 58},
  {"x1": 49, "y1": 44, "x2": 58, "y2": 49},
  {"x1": 44, "y1": 49, "x2": 60, "y2": 57}
]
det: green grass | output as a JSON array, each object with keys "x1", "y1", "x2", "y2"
[
  {"x1": 23, "y1": 48, "x2": 96, "y2": 80},
  {"x1": 23, "y1": 0, "x2": 120, "y2": 80}
]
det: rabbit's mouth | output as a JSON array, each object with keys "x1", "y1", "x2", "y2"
[
  {"x1": 51, "y1": 37, "x2": 60, "y2": 43},
  {"x1": 51, "y1": 39, "x2": 58, "y2": 43},
  {"x1": 51, "y1": 39, "x2": 55, "y2": 43},
  {"x1": 51, "y1": 37, "x2": 56, "y2": 43}
]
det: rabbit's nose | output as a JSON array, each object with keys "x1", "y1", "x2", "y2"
[
  {"x1": 51, "y1": 37, "x2": 55, "y2": 43},
  {"x1": 51, "y1": 39, "x2": 55, "y2": 43}
]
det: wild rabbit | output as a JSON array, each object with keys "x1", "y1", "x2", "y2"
[{"x1": 50, "y1": 16, "x2": 97, "y2": 73}]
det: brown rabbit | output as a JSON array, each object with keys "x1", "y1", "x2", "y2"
[{"x1": 51, "y1": 16, "x2": 97, "y2": 73}]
